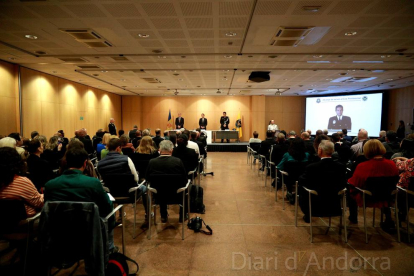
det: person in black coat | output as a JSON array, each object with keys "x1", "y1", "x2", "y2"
[
  {"x1": 220, "y1": 112, "x2": 230, "y2": 142},
  {"x1": 175, "y1": 113, "x2": 184, "y2": 129},
  {"x1": 259, "y1": 131, "x2": 277, "y2": 169},
  {"x1": 172, "y1": 135, "x2": 198, "y2": 175},
  {"x1": 108, "y1": 118, "x2": 117, "y2": 135},
  {"x1": 146, "y1": 140, "x2": 188, "y2": 222},
  {"x1": 298, "y1": 140, "x2": 347, "y2": 223},
  {"x1": 199, "y1": 113, "x2": 208, "y2": 130},
  {"x1": 152, "y1": 129, "x2": 164, "y2": 149},
  {"x1": 27, "y1": 139, "x2": 55, "y2": 191}
]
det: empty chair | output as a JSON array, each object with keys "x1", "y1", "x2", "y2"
[
  {"x1": 101, "y1": 173, "x2": 145, "y2": 238},
  {"x1": 146, "y1": 174, "x2": 191, "y2": 240}
]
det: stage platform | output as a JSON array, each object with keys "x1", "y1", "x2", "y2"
[{"x1": 207, "y1": 142, "x2": 248, "y2": 152}]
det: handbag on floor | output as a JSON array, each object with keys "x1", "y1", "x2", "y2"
[{"x1": 107, "y1": 252, "x2": 139, "y2": 276}]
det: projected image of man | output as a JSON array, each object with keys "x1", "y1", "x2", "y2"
[{"x1": 327, "y1": 105, "x2": 352, "y2": 131}]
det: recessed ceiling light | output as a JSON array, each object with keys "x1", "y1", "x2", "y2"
[
  {"x1": 381, "y1": 55, "x2": 392, "y2": 58},
  {"x1": 223, "y1": 70, "x2": 230, "y2": 72},
  {"x1": 101, "y1": 70, "x2": 108, "y2": 73},
  {"x1": 52, "y1": 71, "x2": 57, "y2": 74},
  {"x1": 79, "y1": 80, "x2": 82, "y2": 82},
  {"x1": 222, "y1": 78, "x2": 228, "y2": 81},
  {"x1": 224, "y1": 55, "x2": 232, "y2": 58},
  {"x1": 178, "y1": 79, "x2": 183, "y2": 81},
  {"x1": 345, "y1": 32, "x2": 357, "y2": 36},
  {"x1": 25, "y1": 35, "x2": 37, "y2": 40},
  {"x1": 158, "y1": 56, "x2": 167, "y2": 59},
  {"x1": 138, "y1": 33, "x2": 150, "y2": 38},
  {"x1": 313, "y1": 55, "x2": 323, "y2": 58},
  {"x1": 97, "y1": 86, "x2": 100, "y2": 87},
  {"x1": 283, "y1": 78, "x2": 288, "y2": 80},
  {"x1": 387, "y1": 78, "x2": 394, "y2": 81},
  {"x1": 121, "y1": 79, "x2": 126, "y2": 81},
  {"x1": 326, "y1": 78, "x2": 333, "y2": 81},
  {"x1": 302, "y1": 6, "x2": 321, "y2": 12},
  {"x1": 8, "y1": 57, "x2": 16, "y2": 60},
  {"x1": 225, "y1": 32, "x2": 237, "y2": 37}
]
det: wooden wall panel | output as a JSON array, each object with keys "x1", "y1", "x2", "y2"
[
  {"x1": 0, "y1": 60, "x2": 19, "y2": 136},
  {"x1": 20, "y1": 67, "x2": 121, "y2": 139},
  {"x1": 387, "y1": 86, "x2": 414, "y2": 135}
]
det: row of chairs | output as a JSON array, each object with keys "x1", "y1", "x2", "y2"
[{"x1": 246, "y1": 144, "x2": 413, "y2": 244}]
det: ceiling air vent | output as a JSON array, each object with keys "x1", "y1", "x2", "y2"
[
  {"x1": 60, "y1": 29, "x2": 113, "y2": 48},
  {"x1": 239, "y1": 90, "x2": 251, "y2": 95},
  {"x1": 331, "y1": 77, "x2": 377, "y2": 83},
  {"x1": 77, "y1": 65, "x2": 101, "y2": 69},
  {"x1": 111, "y1": 56, "x2": 129, "y2": 61},
  {"x1": 142, "y1": 78, "x2": 161, "y2": 84},
  {"x1": 270, "y1": 26, "x2": 330, "y2": 47},
  {"x1": 58, "y1": 57, "x2": 88, "y2": 63}
]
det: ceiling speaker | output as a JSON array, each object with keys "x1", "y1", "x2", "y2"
[{"x1": 249, "y1": 71, "x2": 270, "y2": 83}]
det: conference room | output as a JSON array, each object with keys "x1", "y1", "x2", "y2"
[{"x1": 1, "y1": 0, "x2": 414, "y2": 275}]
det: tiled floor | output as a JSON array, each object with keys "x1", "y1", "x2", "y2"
[{"x1": 66, "y1": 152, "x2": 414, "y2": 275}]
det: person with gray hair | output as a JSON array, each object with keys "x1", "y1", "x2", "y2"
[
  {"x1": 378, "y1": 130, "x2": 386, "y2": 143},
  {"x1": 0, "y1": 137, "x2": 17, "y2": 149},
  {"x1": 350, "y1": 129, "x2": 368, "y2": 159},
  {"x1": 108, "y1": 118, "x2": 117, "y2": 135},
  {"x1": 323, "y1": 129, "x2": 329, "y2": 135},
  {"x1": 146, "y1": 139, "x2": 188, "y2": 223},
  {"x1": 298, "y1": 139, "x2": 347, "y2": 223}
]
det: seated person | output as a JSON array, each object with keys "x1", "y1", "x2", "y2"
[
  {"x1": 132, "y1": 130, "x2": 143, "y2": 149},
  {"x1": 152, "y1": 129, "x2": 164, "y2": 149},
  {"x1": 163, "y1": 130, "x2": 170, "y2": 141},
  {"x1": 394, "y1": 156, "x2": 414, "y2": 223},
  {"x1": 97, "y1": 133, "x2": 111, "y2": 160},
  {"x1": 44, "y1": 147, "x2": 118, "y2": 254},
  {"x1": 383, "y1": 131, "x2": 400, "y2": 159},
  {"x1": 101, "y1": 135, "x2": 120, "y2": 159},
  {"x1": 348, "y1": 140, "x2": 399, "y2": 231},
  {"x1": 26, "y1": 139, "x2": 55, "y2": 191},
  {"x1": 119, "y1": 134, "x2": 135, "y2": 157},
  {"x1": 270, "y1": 133, "x2": 289, "y2": 187},
  {"x1": 146, "y1": 140, "x2": 188, "y2": 223},
  {"x1": 59, "y1": 139, "x2": 97, "y2": 178},
  {"x1": 249, "y1": 131, "x2": 261, "y2": 143},
  {"x1": 298, "y1": 140, "x2": 347, "y2": 223},
  {"x1": 172, "y1": 135, "x2": 198, "y2": 176},
  {"x1": 98, "y1": 138, "x2": 148, "y2": 225},
  {"x1": 92, "y1": 129, "x2": 104, "y2": 153},
  {"x1": 77, "y1": 129, "x2": 94, "y2": 154},
  {"x1": 190, "y1": 131, "x2": 206, "y2": 157},
  {"x1": 182, "y1": 130, "x2": 199, "y2": 156},
  {"x1": 42, "y1": 136, "x2": 64, "y2": 170},
  {"x1": 300, "y1": 131, "x2": 315, "y2": 157},
  {"x1": 0, "y1": 147, "x2": 44, "y2": 217},
  {"x1": 259, "y1": 131, "x2": 277, "y2": 169},
  {"x1": 132, "y1": 136, "x2": 160, "y2": 180},
  {"x1": 391, "y1": 138, "x2": 414, "y2": 159},
  {"x1": 7, "y1": 133, "x2": 26, "y2": 160},
  {"x1": 331, "y1": 133, "x2": 351, "y2": 165}
]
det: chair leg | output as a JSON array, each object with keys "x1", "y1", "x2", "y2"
[
  {"x1": 406, "y1": 193, "x2": 410, "y2": 243},
  {"x1": 395, "y1": 191, "x2": 400, "y2": 243},
  {"x1": 282, "y1": 174, "x2": 285, "y2": 210},
  {"x1": 121, "y1": 205, "x2": 126, "y2": 253},
  {"x1": 24, "y1": 220, "x2": 32, "y2": 276},
  {"x1": 309, "y1": 193, "x2": 313, "y2": 243},
  {"x1": 275, "y1": 169, "x2": 278, "y2": 202},
  {"x1": 373, "y1": 208, "x2": 375, "y2": 227},
  {"x1": 363, "y1": 194, "x2": 368, "y2": 243},
  {"x1": 295, "y1": 182, "x2": 298, "y2": 227},
  {"x1": 182, "y1": 192, "x2": 185, "y2": 240},
  {"x1": 147, "y1": 194, "x2": 152, "y2": 240},
  {"x1": 343, "y1": 193, "x2": 348, "y2": 243},
  {"x1": 328, "y1": 217, "x2": 332, "y2": 228}
]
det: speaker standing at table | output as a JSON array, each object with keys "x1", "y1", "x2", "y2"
[
  {"x1": 220, "y1": 111, "x2": 230, "y2": 143},
  {"x1": 175, "y1": 112, "x2": 184, "y2": 129},
  {"x1": 199, "y1": 113, "x2": 208, "y2": 130}
]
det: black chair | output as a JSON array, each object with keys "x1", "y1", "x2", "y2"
[
  {"x1": 0, "y1": 199, "x2": 41, "y2": 276},
  {"x1": 397, "y1": 177, "x2": 414, "y2": 242},
  {"x1": 131, "y1": 155, "x2": 151, "y2": 181},
  {"x1": 101, "y1": 173, "x2": 145, "y2": 239},
  {"x1": 279, "y1": 161, "x2": 309, "y2": 209},
  {"x1": 147, "y1": 174, "x2": 191, "y2": 240},
  {"x1": 354, "y1": 176, "x2": 400, "y2": 243},
  {"x1": 39, "y1": 201, "x2": 124, "y2": 276},
  {"x1": 294, "y1": 183, "x2": 348, "y2": 243}
]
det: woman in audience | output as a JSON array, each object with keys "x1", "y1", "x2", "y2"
[
  {"x1": 391, "y1": 138, "x2": 414, "y2": 159},
  {"x1": 120, "y1": 134, "x2": 135, "y2": 157},
  {"x1": 348, "y1": 139, "x2": 399, "y2": 231},
  {"x1": 59, "y1": 139, "x2": 96, "y2": 178},
  {"x1": 97, "y1": 133, "x2": 111, "y2": 159},
  {"x1": 42, "y1": 136, "x2": 64, "y2": 169},
  {"x1": 393, "y1": 156, "x2": 414, "y2": 223},
  {"x1": 397, "y1": 120, "x2": 405, "y2": 139},
  {"x1": 36, "y1": 135, "x2": 48, "y2": 150},
  {"x1": 101, "y1": 135, "x2": 119, "y2": 159},
  {"x1": 132, "y1": 136, "x2": 159, "y2": 180},
  {"x1": 26, "y1": 139, "x2": 55, "y2": 191},
  {"x1": 0, "y1": 147, "x2": 44, "y2": 217}
]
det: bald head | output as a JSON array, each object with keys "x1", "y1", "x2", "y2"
[
  {"x1": 358, "y1": 129, "x2": 368, "y2": 141},
  {"x1": 301, "y1": 132, "x2": 310, "y2": 140}
]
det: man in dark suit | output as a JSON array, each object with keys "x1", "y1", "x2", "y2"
[
  {"x1": 327, "y1": 105, "x2": 352, "y2": 131},
  {"x1": 175, "y1": 113, "x2": 184, "y2": 129},
  {"x1": 298, "y1": 140, "x2": 347, "y2": 223},
  {"x1": 259, "y1": 131, "x2": 277, "y2": 170},
  {"x1": 128, "y1": 125, "x2": 138, "y2": 140},
  {"x1": 342, "y1": 128, "x2": 352, "y2": 143},
  {"x1": 199, "y1": 113, "x2": 208, "y2": 130},
  {"x1": 152, "y1": 128, "x2": 164, "y2": 148},
  {"x1": 220, "y1": 111, "x2": 230, "y2": 142},
  {"x1": 108, "y1": 118, "x2": 117, "y2": 135},
  {"x1": 301, "y1": 131, "x2": 316, "y2": 156},
  {"x1": 78, "y1": 129, "x2": 94, "y2": 154},
  {"x1": 172, "y1": 134, "x2": 198, "y2": 175},
  {"x1": 146, "y1": 140, "x2": 188, "y2": 223}
]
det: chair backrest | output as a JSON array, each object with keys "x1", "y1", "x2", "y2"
[
  {"x1": 131, "y1": 157, "x2": 150, "y2": 179},
  {"x1": 148, "y1": 174, "x2": 187, "y2": 205},
  {"x1": 284, "y1": 161, "x2": 309, "y2": 184},
  {"x1": 250, "y1": 143, "x2": 261, "y2": 153},
  {"x1": 101, "y1": 173, "x2": 137, "y2": 198},
  {"x1": 121, "y1": 147, "x2": 134, "y2": 158},
  {"x1": 409, "y1": 177, "x2": 414, "y2": 192},
  {"x1": 39, "y1": 201, "x2": 106, "y2": 275},
  {"x1": 364, "y1": 176, "x2": 399, "y2": 201},
  {"x1": 0, "y1": 199, "x2": 27, "y2": 234}
]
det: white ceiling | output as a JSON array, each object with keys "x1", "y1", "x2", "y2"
[{"x1": 0, "y1": 0, "x2": 413, "y2": 96}]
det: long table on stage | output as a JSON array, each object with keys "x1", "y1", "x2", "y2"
[{"x1": 212, "y1": 130, "x2": 239, "y2": 142}]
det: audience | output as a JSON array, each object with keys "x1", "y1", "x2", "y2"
[
  {"x1": 341, "y1": 128, "x2": 352, "y2": 143},
  {"x1": 97, "y1": 133, "x2": 111, "y2": 160},
  {"x1": 394, "y1": 156, "x2": 414, "y2": 222},
  {"x1": 348, "y1": 140, "x2": 399, "y2": 231},
  {"x1": 101, "y1": 135, "x2": 119, "y2": 159},
  {"x1": 391, "y1": 138, "x2": 414, "y2": 159},
  {"x1": 172, "y1": 134, "x2": 198, "y2": 175},
  {"x1": 0, "y1": 137, "x2": 16, "y2": 149},
  {"x1": 132, "y1": 130, "x2": 142, "y2": 148},
  {"x1": 383, "y1": 131, "x2": 400, "y2": 159},
  {"x1": 128, "y1": 125, "x2": 138, "y2": 140},
  {"x1": 350, "y1": 129, "x2": 368, "y2": 159},
  {"x1": 92, "y1": 129, "x2": 104, "y2": 152},
  {"x1": 190, "y1": 131, "x2": 206, "y2": 157},
  {"x1": 119, "y1": 134, "x2": 135, "y2": 157},
  {"x1": 77, "y1": 129, "x2": 94, "y2": 154},
  {"x1": 259, "y1": 130, "x2": 277, "y2": 170},
  {"x1": 163, "y1": 130, "x2": 170, "y2": 140},
  {"x1": 8, "y1": 133, "x2": 26, "y2": 159},
  {"x1": 378, "y1": 130, "x2": 387, "y2": 143},
  {"x1": 0, "y1": 147, "x2": 44, "y2": 217},
  {"x1": 301, "y1": 131, "x2": 315, "y2": 156},
  {"x1": 152, "y1": 128, "x2": 164, "y2": 148},
  {"x1": 26, "y1": 139, "x2": 55, "y2": 191},
  {"x1": 397, "y1": 120, "x2": 405, "y2": 140}
]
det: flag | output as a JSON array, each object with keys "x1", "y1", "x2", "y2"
[
  {"x1": 237, "y1": 109, "x2": 242, "y2": 138},
  {"x1": 167, "y1": 109, "x2": 173, "y2": 130}
]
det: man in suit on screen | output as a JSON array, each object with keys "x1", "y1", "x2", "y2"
[
  {"x1": 175, "y1": 113, "x2": 184, "y2": 129},
  {"x1": 199, "y1": 113, "x2": 208, "y2": 130},
  {"x1": 327, "y1": 105, "x2": 352, "y2": 131}
]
